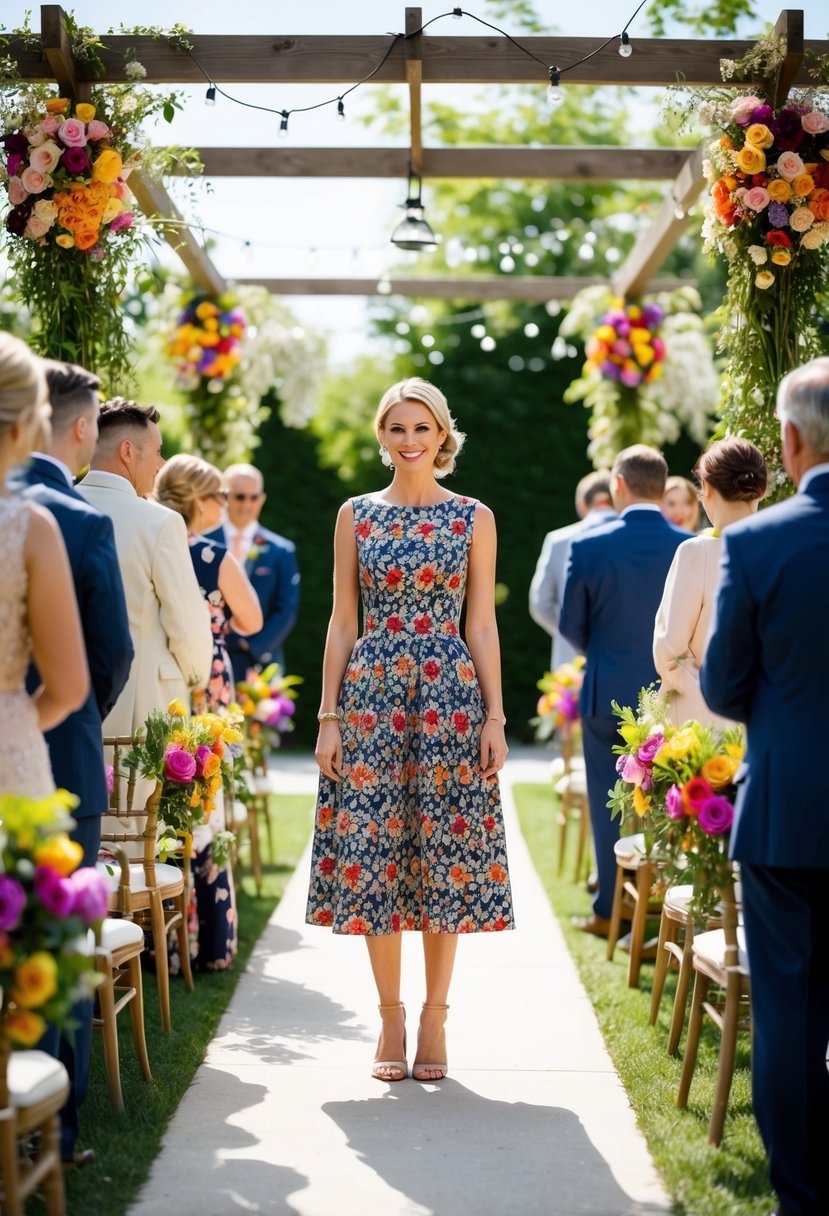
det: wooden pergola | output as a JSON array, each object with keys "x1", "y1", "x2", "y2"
[{"x1": 9, "y1": 6, "x2": 822, "y2": 303}]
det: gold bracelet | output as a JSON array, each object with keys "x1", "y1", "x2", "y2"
[
  {"x1": 317, "y1": 711, "x2": 340, "y2": 723},
  {"x1": 486, "y1": 714, "x2": 507, "y2": 725}
]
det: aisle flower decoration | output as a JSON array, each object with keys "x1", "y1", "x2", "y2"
[
  {"x1": 608, "y1": 688, "x2": 744, "y2": 917},
  {"x1": 532, "y1": 656, "x2": 585, "y2": 743},
  {"x1": 237, "y1": 665, "x2": 303, "y2": 768},
  {"x1": 0, "y1": 790, "x2": 107, "y2": 1050},
  {"x1": 560, "y1": 285, "x2": 718, "y2": 467}
]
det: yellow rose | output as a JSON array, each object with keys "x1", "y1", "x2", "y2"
[
  {"x1": 11, "y1": 952, "x2": 59, "y2": 1009},
  {"x1": 725, "y1": 742, "x2": 745, "y2": 761},
  {"x1": 167, "y1": 698, "x2": 188, "y2": 718},
  {"x1": 745, "y1": 123, "x2": 774, "y2": 150},
  {"x1": 75, "y1": 102, "x2": 96, "y2": 123},
  {"x1": 34, "y1": 833, "x2": 83, "y2": 877},
  {"x1": 767, "y1": 179, "x2": 792, "y2": 203},
  {"x1": 55, "y1": 234, "x2": 76, "y2": 249},
  {"x1": 189, "y1": 788, "x2": 202, "y2": 808},
  {"x1": 793, "y1": 174, "x2": 814, "y2": 197},
  {"x1": 737, "y1": 145, "x2": 766, "y2": 175},
  {"x1": 91, "y1": 148, "x2": 123, "y2": 184},
  {"x1": 771, "y1": 249, "x2": 791, "y2": 265},
  {"x1": 701, "y1": 755, "x2": 739, "y2": 790},
  {"x1": 5, "y1": 1010, "x2": 47, "y2": 1047},
  {"x1": 633, "y1": 786, "x2": 652, "y2": 816},
  {"x1": 221, "y1": 727, "x2": 243, "y2": 745},
  {"x1": 755, "y1": 269, "x2": 775, "y2": 289}
]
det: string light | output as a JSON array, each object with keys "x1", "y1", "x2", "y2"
[
  {"x1": 204, "y1": 84, "x2": 216, "y2": 105},
  {"x1": 546, "y1": 66, "x2": 564, "y2": 107},
  {"x1": 337, "y1": 98, "x2": 346, "y2": 122},
  {"x1": 619, "y1": 31, "x2": 633, "y2": 57},
  {"x1": 278, "y1": 111, "x2": 289, "y2": 139}
]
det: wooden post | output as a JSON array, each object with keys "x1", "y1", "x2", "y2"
[
  {"x1": 406, "y1": 7, "x2": 423, "y2": 176},
  {"x1": 772, "y1": 9, "x2": 804, "y2": 106},
  {"x1": 129, "y1": 172, "x2": 227, "y2": 295},
  {"x1": 40, "y1": 4, "x2": 91, "y2": 100}
]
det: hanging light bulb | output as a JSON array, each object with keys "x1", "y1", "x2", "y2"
[
  {"x1": 674, "y1": 204, "x2": 686, "y2": 220},
  {"x1": 390, "y1": 170, "x2": 439, "y2": 252},
  {"x1": 377, "y1": 274, "x2": 393, "y2": 295},
  {"x1": 452, "y1": 6, "x2": 463, "y2": 17},
  {"x1": 337, "y1": 98, "x2": 346, "y2": 122},
  {"x1": 546, "y1": 66, "x2": 564, "y2": 108},
  {"x1": 619, "y1": 31, "x2": 633, "y2": 57},
  {"x1": 278, "y1": 111, "x2": 289, "y2": 140},
  {"x1": 205, "y1": 84, "x2": 217, "y2": 105}
]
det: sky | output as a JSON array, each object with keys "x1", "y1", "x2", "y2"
[{"x1": 3, "y1": 0, "x2": 821, "y2": 363}]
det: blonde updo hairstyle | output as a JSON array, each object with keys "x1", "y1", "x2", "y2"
[
  {"x1": 153, "y1": 453, "x2": 222, "y2": 526},
  {"x1": 0, "y1": 332, "x2": 48, "y2": 442},
  {"x1": 375, "y1": 377, "x2": 465, "y2": 479}
]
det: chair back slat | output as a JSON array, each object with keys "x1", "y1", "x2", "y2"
[{"x1": 721, "y1": 873, "x2": 740, "y2": 968}]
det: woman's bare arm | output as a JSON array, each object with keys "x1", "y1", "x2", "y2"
[
  {"x1": 464, "y1": 504, "x2": 508, "y2": 780},
  {"x1": 218, "y1": 551, "x2": 264, "y2": 636},
  {"x1": 315, "y1": 502, "x2": 360, "y2": 782}
]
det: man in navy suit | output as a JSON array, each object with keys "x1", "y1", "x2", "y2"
[
  {"x1": 701, "y1": 358, "x2": 829, "y2": 1216},
  {"x1": 560, "y1": 445, "x2": 690, "y2": 935},
  {"x1": 17, "y1": 361, "x2": 133, "y2": 1167},
  {"x1": 206, "y1": 462, "x2": 300, "y2": 683}
]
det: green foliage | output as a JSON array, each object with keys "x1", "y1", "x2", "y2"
[{"x1": 647, "y1": 0, "x2": 758, "y2": 37}]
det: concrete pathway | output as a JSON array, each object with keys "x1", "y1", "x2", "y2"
[{"x1": 128, "y1": 749, "x2": 672, "y2": 1216}]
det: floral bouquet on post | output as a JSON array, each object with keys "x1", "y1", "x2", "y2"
[
  {"x1": 532, "y1": 656, "x2": 585, "y2": 743},
  {"x1": 608, "y1": 688, "x2": 744, "y2": 918},
  {"x1": 237, "y1": 664, "x2": 302, "y2": 768},
  {"x1": 0, "y1": 790, "x2": 108, "y2": 1051}
]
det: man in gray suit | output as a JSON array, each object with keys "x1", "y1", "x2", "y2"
[{"x1": 529, "y1": 471, "x2": 615, "y2": 669}]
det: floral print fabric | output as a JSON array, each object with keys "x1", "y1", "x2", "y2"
[
  {"x1": 306, "y1": 494, "x2": 513, "y2": 935},
  {"x1": 190, "y1": 536, "x2": 234, "y2": 709}
]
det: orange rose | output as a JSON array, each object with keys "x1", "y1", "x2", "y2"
[
  {"x1": 45, "y1": 97, "x2": 71, "y2": 114},
  {"x1": 711, "y1": 179, "x2": 737, "y2": 227},
  {"x1": 5, "y1": 1010, "x2": 47, "y2": 1047},
  {"x1": 793, "y1": 174, "x2": 815, "y2": 197},
  {"x1": 810, "y1": 189, "x2": 829, "y2": 221},
  {"x1": 701, "y1": 755, "x2": 738, "y2": 790},
  {"x1": 767, "y1": 178, "x2": 792, "y2": 203},
  {"x1": 202, "y1": 753, "x2": 221, "y2": 779},
  {"x1": 75, "y1": 228, "x2": 100, "y2": 251},
  {"x1": 34, "y1": 834, "x2": 83, "y2": 877}
]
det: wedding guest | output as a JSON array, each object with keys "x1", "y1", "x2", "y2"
[
  {"x1": 661, "y1": 475, "x2": 703, "y2": 532},
  {"x1": 15, "y1": 361, "x2": 134, "y2": 1167},
  {"x1": 701, "y1": 358, "x2": 829, "y2": 1216},
  {"x1": 206, "y1": 462, "x2": 300, "y2": 682},
  {"x1": 653, "y1": 438, "x2": 767, "y2": 729},
  {"x1": 529, "y1": 471, "x2": 615, "y2": 670},
  {"x1": 153, "y1": 453, "x2": 262, "y2": 970},
  {"x1": 0, "y1": 333, "x2": 87, "y2": 799},
  {"x1": 308, "y1": 378, "x2": 512, "y2": 1083},
  {"x1": 560, "y1": 445, "x2": 689, "y2": 936}
]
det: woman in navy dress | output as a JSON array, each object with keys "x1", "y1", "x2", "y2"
[
  {"x1": 308, "y1": 377, "x2": 513, "y2": 1083},
  {"x1": 154, "y1": 454, "x2": 262, "y2": 969}
]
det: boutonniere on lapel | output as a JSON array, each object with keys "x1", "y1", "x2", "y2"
[{"x1": 247, "y1": 534, "x2": 270, "y2": 563}]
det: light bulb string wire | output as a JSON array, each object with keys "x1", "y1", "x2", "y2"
[{"x1": 183, "y1": 1, "x2": 649, "y2": 124}]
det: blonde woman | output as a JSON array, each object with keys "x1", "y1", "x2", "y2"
[
  {"x1": 662, "y1": 475, "x2": 703, "y2": 533},
  {"x1": 307, "y1": 377, "x2": 513, "y2": 1083},
  {"x1": 153, "y1": 453, "x2": 262, "y2": 970},
  {"x1": 0, "y1": 333, "x2": 88, "y2": 796}
]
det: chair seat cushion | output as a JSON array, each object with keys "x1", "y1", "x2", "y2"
[
  {"x1": 692, "y1": 926, "x2": 749, "y2": 973},
  {"x1": 95, "y1": 860, "x2": 184, "y2": 894},
  {"x1": 664, "y1": 884, "x2": 695, "y2": 912},
  {"x1": 250, "y1": 771, "x2": 279, "y2": 796},
  {"x1": 230, "y1": 799, "x2": 249, "y2": 825},
  {"x1": 100, "y1": 917, "x2": 145, "y2": 951},
  {"x1": 7, "y1": 1051, "x2": 69, "y2": 1108},
  {"x1": 614, "y1": 832, "x2": 647, "y2": 861}
]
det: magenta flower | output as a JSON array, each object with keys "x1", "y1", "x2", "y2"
[
  {"x1": 0, "y1": 874, "x2": 27, "y2": 930},
  {"x1": 194, "y1": 744, "x2": 213, "y2": 777},
  {"x1": 68, "y1": 868, "x2": 109, "y2": 924},
  {"x1": 34, "y1": 866, "x2": 75, "y2": 918},
  {"x1": 62, "y1": 145, "x2": 89, "y2": 174},
  {"x1": 7, "y1": 152, "x2": 23, "y2": 178},
  {"x1": 109, "y1": 210, "x2": 133, "y2": 232},
  {"x1": 164, "y1": 745, "x2": 197, "y2": 784},
  {"x1": 666, "y1": 785, "x2": 685, "y2": 820},
  {"x1": 105, "y1": 765, "x2": 115, "y2": 794},
  {"x1": 638, "y1": 733, "x2": 665, "y2": 765},
  {"x1": 698, "y1": 796, "x2": 734, "y2": 836}
]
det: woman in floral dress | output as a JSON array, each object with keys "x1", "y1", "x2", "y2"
[{"x1": 308, "y1": 377, "x2": 513, "y2": 1083}]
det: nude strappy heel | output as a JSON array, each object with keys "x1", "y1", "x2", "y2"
[
  {"x1": 412, "y1": 1002, "x2": 449, "y2": 1081},
  {"x1": 371, "y1": 1003, "x2": 408, "y2": 1082}
]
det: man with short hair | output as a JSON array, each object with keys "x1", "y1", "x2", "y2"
[
  {"x1": 206, "y1": 462, "x2": 300, "y2": 682},
  {"x1": 77, "y1": 398, "x2": 212, "y2": 743},
  {"x1": 15, "y1": 361, "x2": 134, "y2": 1169},
  {"x1": 560, "y1": 445, "x2": 690, "y2": 935},
  {"x1": 529, "y1": 470, "x2": 615, "y2": 670},
  {"x1": 701, "y1": 358, "x2": 829, "y2": 1216}
]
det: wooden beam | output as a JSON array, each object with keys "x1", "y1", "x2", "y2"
[
  {"x1": 772, "y1": 9, "x2": 805, "y2": 106},
  {"x1": 192, "y1": 145, "x2": 693, "y2": 180},
  {"x1": 238, "y1": 275, "x2": 694, "y2": 300},
  {"x1": 129, "y1": 172, "x2": 227, "y2": 295},
  {"x1": 40, "y1": 5, "x2": 91, "y2": 100},
  {"x1": 611, "y1": 144, "x2": 707, "y2": 299},
  {"x1": 406, "y1": 8, "x2": 423, "y2": 176},
  {"x1": 8, "y1": 30, "x2": 826, "y2": 87}
]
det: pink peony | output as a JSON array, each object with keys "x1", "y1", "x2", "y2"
[
  {"x1": 730, "y1": 94, "x2": 763, "y2": 125},
  {"x1": 697, "y1": 795, "x2": 734, "y2": 836},
  {"x1": 86, "y1": 119, "x2": 111, "y2": 141},
  {"x1": 57, "y1": 118, "x2": 87, "y2": 147},
  {"x1": 37, "y1": 115, "x2": 61, "y2": 135},
  {"x1": 109, "y1": 210, "x2": 133, "y2": 232},
  {"x1": 621, "y1": 754, "x2": 650, "y2": 787},
  {"x1": 20, "y1": 166, "x2": 48, "y2": 194},
  {"x1": 8, "y1": 176, "x2": 28, "y2": 206},
  {"x1": 34, "y1": 866, "x2": 75, "y2": 918},
  {"x1": 665, "y1": 785, "x2": 685, "y2": 820},
  {"x1": 776, "y1": 151, "x2": 805, "y2": 181},
  {"x1": 164, "y1": 745, "x2": 197, "y2": 784},
  {"x1": 802, "y1": 109, "x2": 829, "y2": 135},
  {"x1": 0, "y1": 874, "x2": 27, "y2": 930},
  {"x1": 29, "y1": 140, "x2": 62, "y2": 174},
  {"x1": 68, "y1": 867, "x2": 109, "y2": 924},
  {"x1": 744, "y1": 186, "x2": 770, "y2": 211}
]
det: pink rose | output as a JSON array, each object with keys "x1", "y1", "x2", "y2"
[
  {"x1": 68, "y1": 867, "x2": 109, "y2": 924},
  {"x1": 109, "y1": 210, "x2": 133, "y2": 233},
  {"x1": 23, "y1": 215, "x2": 50, "y2": 239},
  {"x1": 744, "y1": 186, "x2": 770, "y2": 211},
  {"x1": 194, "y1": 744, "x2": 212, "y2": 777},
  {"x1": 730, "y1": 94, "x2": 763, "y2": 125},
  {"x1": 57, "y1": 118, "x2": 87, "y2": 147},
  {"x1": 29, "y1": 140, "x2": 62, "y2": 174},
  {"x1": 86, "y1": 119, "x2": 112, "y2": 141},
  {"x1": 34, "y1": 865, "x2": 75, "y2": 918},
  {"x1": 8, "y1": 176, "x2": 28, "y2": 206},
  {"x1": 20, "y1": 166, "x2": 48, "y2": 194},
  {"x1": 0, "y1": 875, "x2": 26, "y2": 930},
  {"x1": 802, "y1": 109, "x2": 829, "y2": 135},
  {"x1": 776, "y1": 151, "x2": 805, "y2": 181},
  {"x1": 38, "y1": 115, "x2": 60, "y2": 135},
  {"x1": 164, "y1": 745, "x2": 197, "y2": 784}
]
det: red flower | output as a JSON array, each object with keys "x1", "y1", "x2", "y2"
[
  {"x1": 451, "y1": 519, "x2": 466, "y2": 534},
  {"x1": 414, "y1": 615, "x2": 431, "y2": 634},
  {"x1": 424, "y1": 709, "x2": 439, "y2": 732},
  {"x1": 483, "y1": 815, "x2": 496, "y2": 832},
  {"x1": 765, "y1": 229, "x2": 793, "y2": 247},
  {"x1": 386, "y1": 862, "x2": 397, "y2": 881},
  {"x1": 492, "y1": 917, "x2": 507, "y2": 932},
  {"x1": 314, "y1": 909, "x2": 333, "y2": 926},
  {"x1": 451, "y1": 815, "x2": 469, "y2": 835},
  {"x1": 391, "y1": 913, "x2": 400, "y2": 932},
  {"x1": 386, "y1": 568, "x2": 403, "y2": 587},
  {"x1": 391, "y1": 710, "x2": 406, "y2": 733},
  {"x1": 752, "y1": 173, "x2": 769, "y2": 187},
  {"x1": 360, "y1": 712, "x2": 377, "y2": 732},
  {"x1": 441, "y1": 621, "x2": 458, "y2": 635},
  {"x1": 423, "y1": 660, "x2": 441, "y2": 681},
  {"x1": 417, "y1": 522, "x2": 435, "y2": 536},
  {"x1": 344, "y1": 864, "x2": 361, "y2": 884},
  {"x1": 355, "y1": 520, "x2": 371, "y2": 539},
  {"x1": 448, "y1": 573, "x2": 461, "y2": 590},
  {"x1": 318, "y1": 856, "x2": 335, "y2": 876},
  {"x1": 453, "y1": 711, "x2": 470, "y2": 734},
  {"x1": 387, "y1": 614, "x2": 404, "y2": 633},
  {"x1": 365, "y1": 614, "x2": 376, "y2": 631}
]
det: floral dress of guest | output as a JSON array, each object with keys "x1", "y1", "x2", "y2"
[
  {"x1": 0, "y1": 497, "x2": 55, "y2": 798},
  {"x1": 184, "y1": 535, "x2": 238, "y2": 970},
  {"x1": 306, "y1": 494, "x2": 514, "y2": 935}
]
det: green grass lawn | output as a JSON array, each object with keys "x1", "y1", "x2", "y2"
[
  {"x1": 45, "y1": 793, "x2": 314, "y2": 1216},
  {"x1": 513, "y1": 781, "x2": 775, "y2": 1216}
]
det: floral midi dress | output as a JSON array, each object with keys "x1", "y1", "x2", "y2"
[{"x1": 306, "y1": 494, "x2": 514, "y2": 935}]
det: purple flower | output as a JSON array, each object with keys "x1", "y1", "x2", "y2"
[
  {"x1": 638, "y1": 733, "x2": 665, "y2": 765},
  {"x1": 6, "y1": 204, "x2": 31, "y2": 237},
  {"x1": 2, "y1": 132, "x2": 28, "y2": 155},
  {"x1": 750, "y1": 104, "x2": 774, "y2": 125},
  {"x1": 620, "y1": 366, "x2": 642, "y2": 388},
  {"x1": 34, "y1": 866, "x2": 75, "y2": 918},
  {"x1": 666, "y1": 785, "x2": 685, "y2": 820},
  {"x1": 770, "y1": 107, "x2": 806, "y2": 151},
  {"x1": 697, "y1": 795, "x2": 734, "y2": 836},
  {"x1": 0, "y1": 874, "x2": 27, "y2": 930},
  {"x1": 164, "y1": 745, "x2": 197, "y2": 784},
  {"x1": 61, "y1": 145, "x2": 89, "y2": 174},
  {"x1": 68, "y1": 867, "x2": 109, "y2": 924},
  {"x1": 600, "y1": 359, "x2": 620, "y2": 380},
  {"x1": 105, "y1": 765, "x2": 115, "y2": 794},
  {"x1": 7, "y1": 152, "x2": 23, "y2": 178},
  {"x1": 273, "y1": 696, "x2": 296, "y2": 719},
  {"x1": 768, "y1": 201, "x2": 789, "y2": 228},
  {"x1": 641, "y1": 304, "x2": 663, "y2": 328},
  {"x1": 194, "y1": 744, "x2": 213, "y2": 777}
]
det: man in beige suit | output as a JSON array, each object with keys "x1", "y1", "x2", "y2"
[{"x1": 77, "y1": 399, "x2": 212, "y2": 743}]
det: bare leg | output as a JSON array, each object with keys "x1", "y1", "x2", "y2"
[
  {"x1": 413, "y1": 933, "x2": 458, "y2": 1080},
  {"x1": 365, "y1": 934, "x2": 406, "y2": 1080}
]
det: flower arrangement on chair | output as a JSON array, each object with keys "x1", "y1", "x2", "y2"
[
  {"x1": 608, "y1": 688, "x2": 744, "y2": 918},
  {"x1": 532, "y1": 656, "x2": 585, "y2": 743},
  {"x1": 236, "y1": 665, "x2": 302, "y2": 769},
  {"x1": 0, "y1": 791, "x2": 108, "y2": 1050}
]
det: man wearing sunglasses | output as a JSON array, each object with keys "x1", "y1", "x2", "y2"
[{"x1": 206, "y1": 462, "x2": 300, "y2": 683}]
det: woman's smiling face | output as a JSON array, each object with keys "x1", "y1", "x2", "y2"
[{"x1": 379, "y1": 400, "x2": 447, "y2": 471}]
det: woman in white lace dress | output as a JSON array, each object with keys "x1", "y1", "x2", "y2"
[{"x1": 0, "y1": 334, "x2": 88, "y2": 798}]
